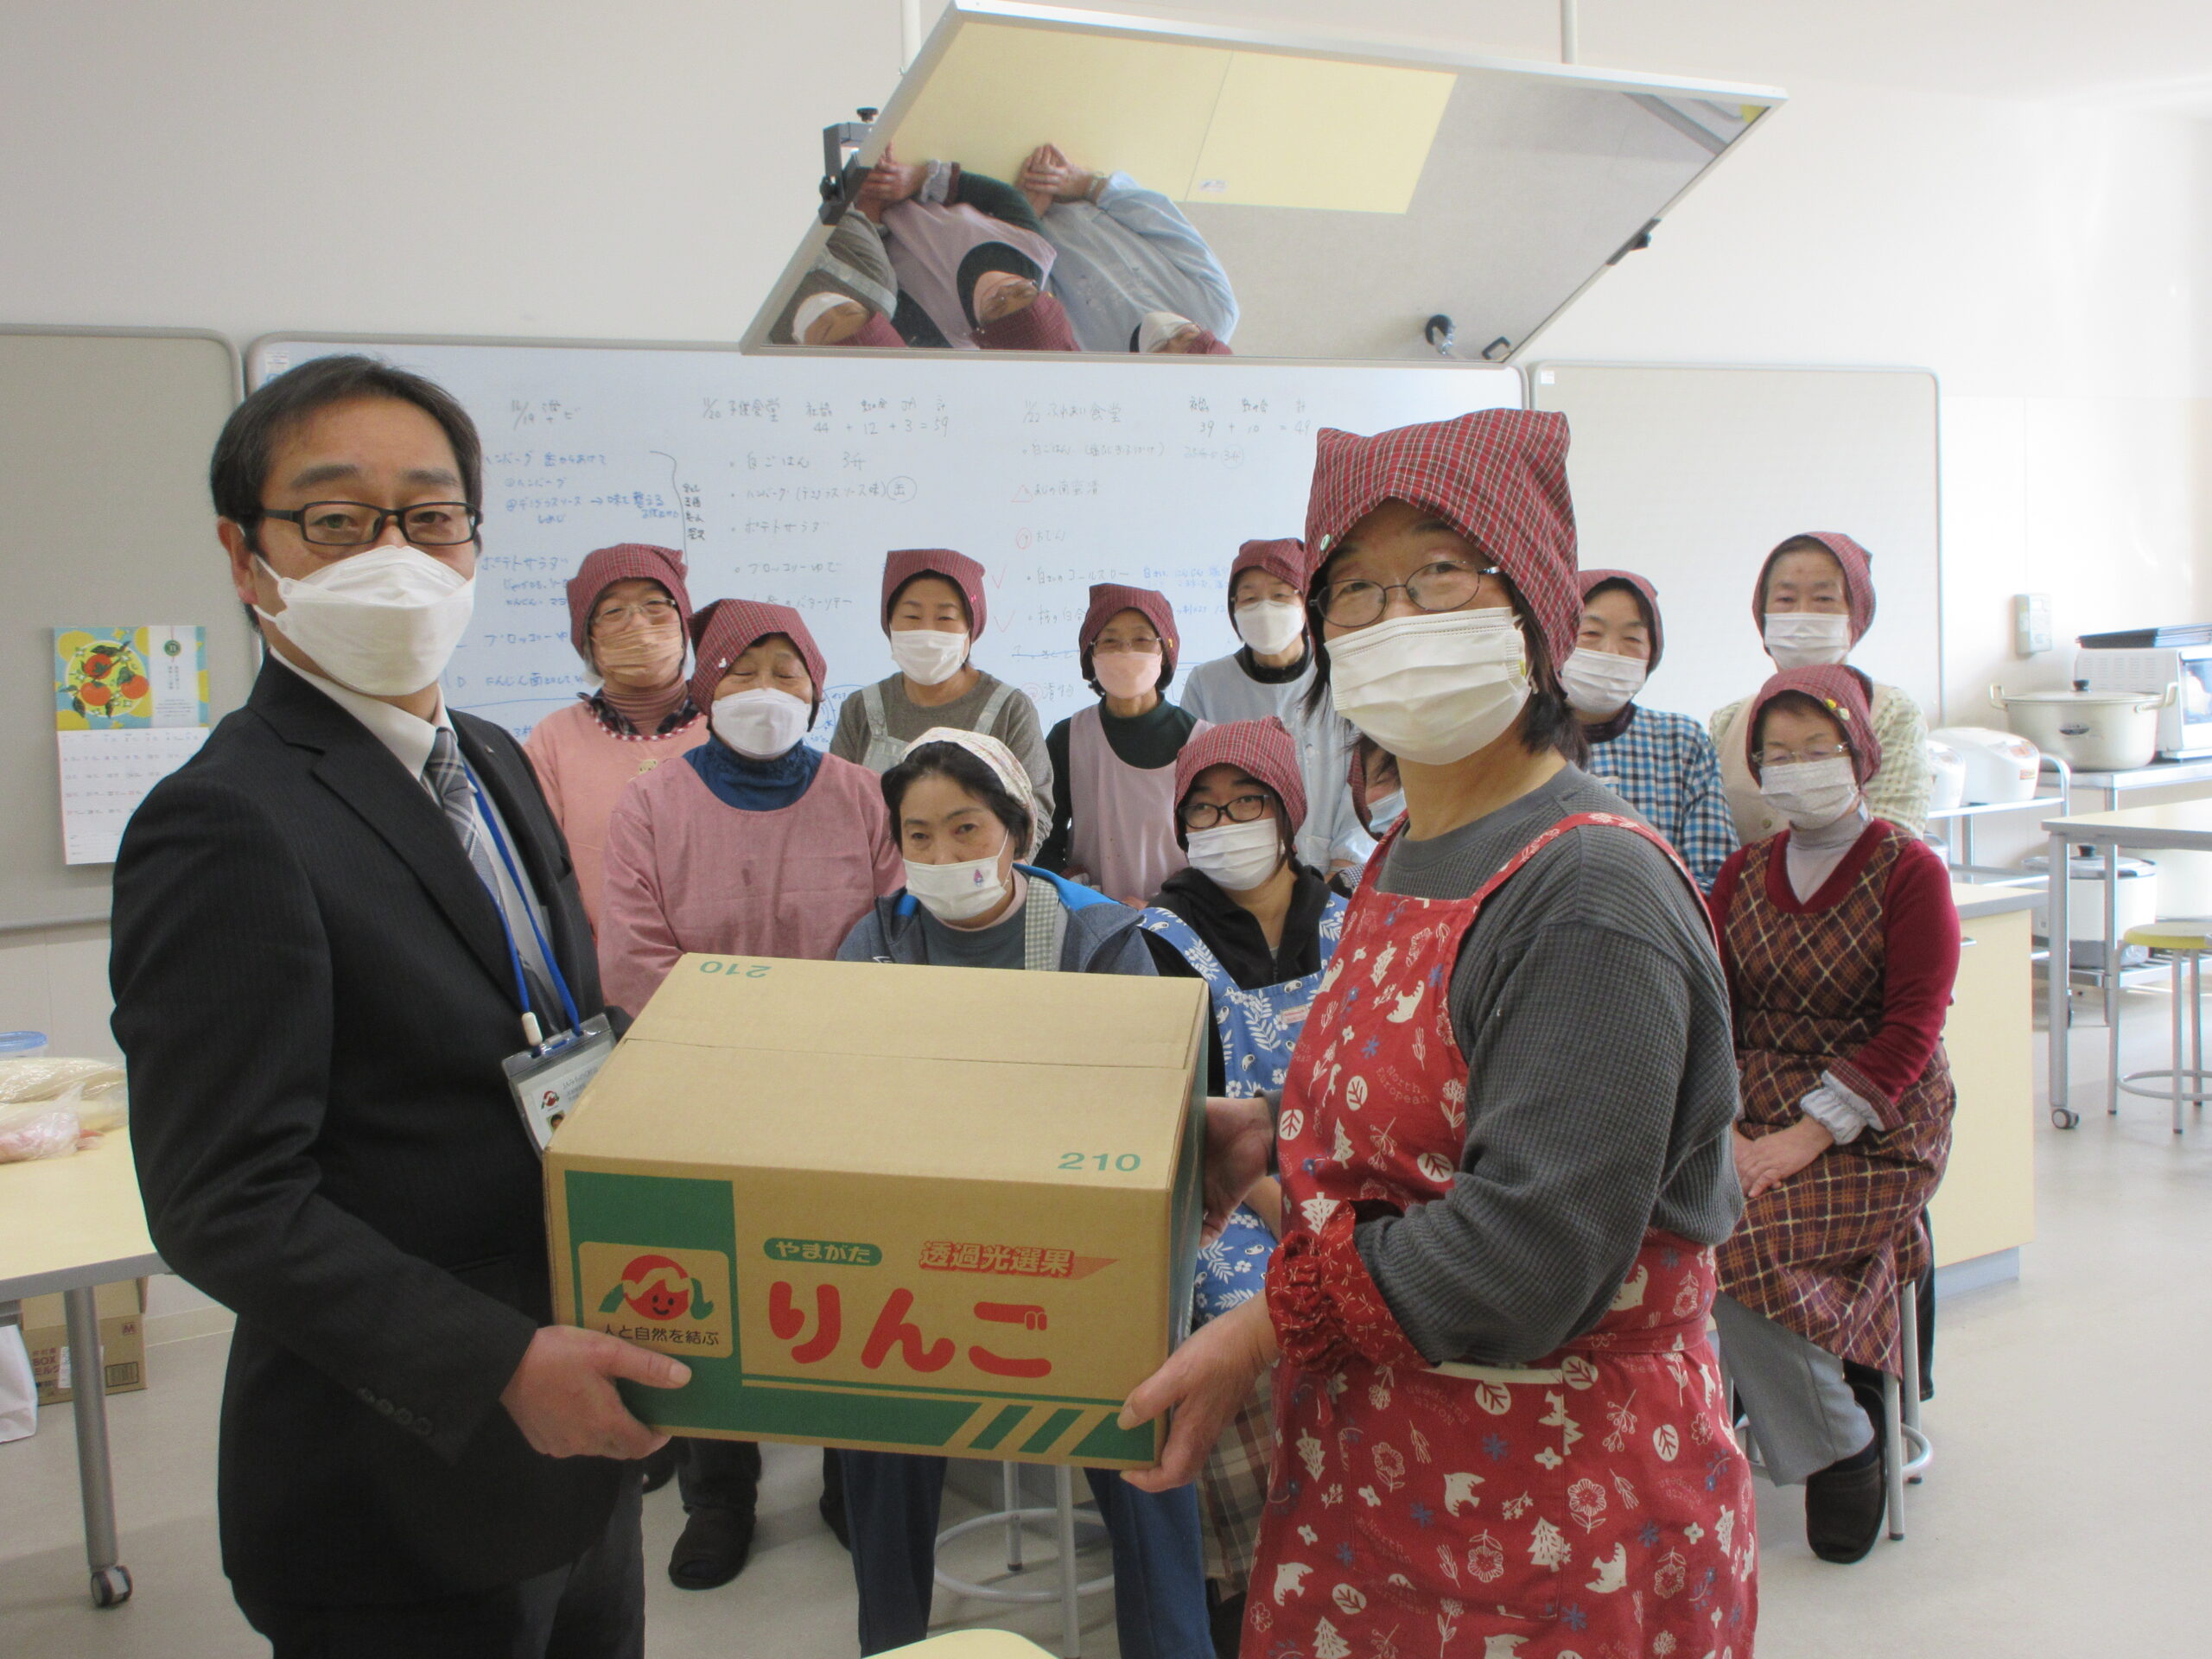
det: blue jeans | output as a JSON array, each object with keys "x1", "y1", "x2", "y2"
[{"x1": 840, "y1": 1450, "x2": 1210, "y2": 1658}]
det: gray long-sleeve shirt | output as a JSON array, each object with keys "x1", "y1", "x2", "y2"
[{"x1": 1351, "y1": 766, "x2": 1743, "y2": 1367}]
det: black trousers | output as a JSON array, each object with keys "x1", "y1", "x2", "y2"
[{"x1": 235, "y1": 1472, "x2": 644, "y2": 1659}]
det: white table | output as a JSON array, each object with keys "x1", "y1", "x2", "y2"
[
  {"x1": 2042, "y1": 801, "x2": 2212, "y2": 1128},
  {"x1": 2068, "y1": 757, "x2": 2212, "y2": 811},
  {"x1": 0, "y1": 1133, "x2": 163, "y2": 1607}
]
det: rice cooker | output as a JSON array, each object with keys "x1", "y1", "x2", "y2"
[
  {"x1": 1929, "y1": 726, "x2": 2040, "y2": 804},
  {"x1": 1926, "y1": 739, "x2": 1968, "y2": 812},
  {"x1": 1990, "y1": 683, "x2": 2175, "y2": 772}
]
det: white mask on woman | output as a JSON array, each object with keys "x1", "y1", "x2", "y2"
[
  {"x1": 1558, "y1": 647, "x2": 1649, "y2": 716},
  {"x1": 1186, "y1": 818, "x2": 1284, "y2": 892},
  {"x1": 711, "y1": 688, "x2": 810, "y2": 759},
  {"x1": 256, "y1": 548, "x2": 474, "y2": 696},
  {"x1": 1327, "y1": 607, "x2": 1529, "y2": 766},
  {"x1": 889, "y1": 628, "x2": 969, "y2": 687},
  {"x1": 1763, "y1": 611, "x2": 1852, "y2": 669},
  {"x1": 1758, "y1": 756, "x2": 1860, "y2": 829},
  {"x1": 1233, "y1": 599, "x2": 1304, "y2": 658},
  {"x1": 906, "y1": 851, "x2": 1010, "y2": 923},
  {"x1": 1094, "y1": 651, "x2": 1161, "y2": 701}
]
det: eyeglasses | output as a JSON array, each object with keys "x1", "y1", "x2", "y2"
[
  {"x1": 260, "y1": 500, "x2": 480, "y2": 548},
  {"x1": 1315, "y1": 561, "x2": 1499, "y2": 629},
  {"x1": 1093, "y1": 635, "x2": 1162, "y2": 655},
  {"x1": 1757, "y1": 745, "x2": 1852, "y2": 768},
  {"x1": 1180, "y1": 793, "x2": 1272, "y2": 830},
  {"x1": 592, "y1": 599, "x2": 683, "y2": 635}
]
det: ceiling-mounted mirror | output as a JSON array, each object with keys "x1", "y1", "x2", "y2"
[{"x1": 741, "y1": 2, "x2": 1785, "y2": 364}]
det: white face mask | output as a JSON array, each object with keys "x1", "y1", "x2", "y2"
[
  {"x1": 888, "y1": 627, "x2": 969, "y2": 687},
  {"x1": 1763, "y1": 611, "x2": 1852, "y2": 669},
  {"x1": 1327, "y1": 607, "x2": 1529, "y2": 766},
  {"x1": 1234, "y1": 598, "x2": 1304, "y2": 658},
  {"x1": 1365, "y1": 789, "x2": 1406, "y2": 837},
  {"x1": 256, "y1": 548, "x2": 474, "y2": 697},
  {"x1": 1186, "y1": 818, "x2": 1284, "y2": 892},
  {"x1": 1559, "y1": 646, "x2": 1649, "y2": 716},
  {"x1": 1759, "y1": 756, "x2": 1861, "y2": 829},
  {"x1": 906, "y1": 850, "x2": 1011, "y2": 923},
  {"x1": 1095, "y1": 651, "x2": 1161, "y2": 701},
  {"x1": 711, "y1": 688, "x2": 810, "y2": 759}
]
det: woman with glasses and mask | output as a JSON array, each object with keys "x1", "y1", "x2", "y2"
[
  {"x1": 523, "y1": 544, "x2": 708, "y2": 935},
  {"x1": 1037, "y1": 584, "x2": 1211, "y2": 906},
  {"x1": 835, "y1": 728, "x2": 1211, "y2": 1659},
  {"x1": 1562, "y1": 568, "x2": 1737, "y2": 891},
  {"x1": 829, "y1": 548, "x2": 1054, "y2": 820},
  {"x1": 1180, "y1": 540, "x2": 1372, "y2": 886},
  {"x1": 1134, "y1": 717, "x2": 1345, "y2": 1656},
  {"x1": 1710, "y1": 532, "x2": 1931, "y2": 841},
  {"x1": 599, "y1": 599, "x2": 900, "y2": 1590},
  {"x1": 1120, "y1": 410, "x2": 1752, "y2": 1658},
  {"x1": 1707, "y1": 665, "x2": 1957, "y2": 1565}
]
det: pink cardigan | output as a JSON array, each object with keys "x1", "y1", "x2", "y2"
[
  {"x1": 597, "y1": 750, "x2": 903, "y2": 1014},
  {"x1": 522, "y1": 700, "x2": 709, "y2": 935}
]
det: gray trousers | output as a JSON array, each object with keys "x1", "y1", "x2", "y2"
[{"x1": 1713, "y1": 1294, "x2": 1875, "y2": 1486}]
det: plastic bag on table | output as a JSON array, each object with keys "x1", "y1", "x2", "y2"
[
  {"x1": 0, "y1": 1103, "x2": 85, "y2": 1162},
  {"x1": 0, "y1": 1058, "x2": 126, "y2": 1133}
]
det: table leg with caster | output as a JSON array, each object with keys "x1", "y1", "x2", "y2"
[
  {"x1": 62, "y1": 1284, "x2": 131, "y2": 1608},
  {"x1": 2049, "y1": 829, "x2": 2079, "y2": 1128}
]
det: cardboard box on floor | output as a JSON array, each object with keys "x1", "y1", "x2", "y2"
[
  {"x1": 547, "y1": 954, "x2": 1206, "y2": 1470},
  {"x1": 19, "y1": 1277, "x2": 147, "y2": 1406}
]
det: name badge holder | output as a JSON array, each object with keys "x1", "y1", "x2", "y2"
[{"x1": 466, "y1": 766, "x2": 616, "y2": 1154}]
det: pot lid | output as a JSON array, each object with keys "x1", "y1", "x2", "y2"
[{"x1": 1999, "y1": 688, "x2": 2157, "y2": 706}]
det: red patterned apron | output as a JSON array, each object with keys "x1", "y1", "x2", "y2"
[{"x1": 1247, "y1": 811, "x2": 1757, "y2": 1659}]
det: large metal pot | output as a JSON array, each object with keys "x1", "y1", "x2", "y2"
[{"x1": 1990, "y1": 682, "x2": 2174, "y2": 771}]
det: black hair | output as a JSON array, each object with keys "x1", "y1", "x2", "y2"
[
  {"x1": 881, "y1": 741, "x2": 1034, "y2": 854},
  {"x1": 957, "y1": 244, "x2": 1044, "y2": 328},
  {"x1": 887, "y1": 571, "x2": 973, "y2": 630},
  {"x1": 211, "y1": 353, "x2": 482, "y2": 533},
  {"x1": 1298, "y1": 550, "x2": 1585, "y2": 766},
  {"x1": 1749, "y1": 689, "x2": 1851, "y2": 774},
  {"x1": 1583, "y1": 575, "x2": 1655, "y2": 634}
]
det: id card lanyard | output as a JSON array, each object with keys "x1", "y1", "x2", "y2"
[{"x1": 463, "y1": 763, "x2": 613, "y2": 1153}]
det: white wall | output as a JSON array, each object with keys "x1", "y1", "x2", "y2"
[{"x1": 2, "y1": 3, "x2": 2209, "y2": 1152}]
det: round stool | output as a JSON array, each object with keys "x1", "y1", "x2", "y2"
[
  {"x1": 2114, "y1": 922, "x2": 2212, "y2": 1135},
  {"x1": 933, "y1": 1462, "x2": 1111, "y2": 1658}
]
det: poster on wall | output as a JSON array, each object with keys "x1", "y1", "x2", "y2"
[{"x1": 53, "y1": 625, "x2": 209, "y2": 866}]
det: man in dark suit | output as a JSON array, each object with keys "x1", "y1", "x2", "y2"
[{"x1": 111, "y1": 355, "x2": 687, "y2": 1656}]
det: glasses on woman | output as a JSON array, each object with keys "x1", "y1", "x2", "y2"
[
  {"x1": 1757, "y1": 744, "x2": 1852, "y2": 768},
  {"x1": 1093, "y1": 634, "x2": 1162, "y2": 655},
  {"x1": 1180, "y1": 793, "x2": 1272, "y2": 830},
  {"x1": 1314, "y1": 561, "x2": 1500, "y2": 629},
  {"x1": 591, "y1": 599, "x2": 682, "y2": 635}
]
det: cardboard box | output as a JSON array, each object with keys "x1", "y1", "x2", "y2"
[
  {"x1": 19, "y1": 1277, "x2": 147, "y2": 1406},
  {"x1": 547, "y1": 954, "x2": 1206, "y2": 1468}
]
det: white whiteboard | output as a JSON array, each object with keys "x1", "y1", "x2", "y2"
[
  {"x1": 249, "y1": 339, "x2": 1519, "y2": 741},
  {"x1": 1529, "y1": 363, "x2": 1942, "y2": 727}
]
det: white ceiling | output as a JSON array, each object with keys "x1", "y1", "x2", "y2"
[{"x1": 1107, "y1": 1, "x2": 2212, "y2": 115}]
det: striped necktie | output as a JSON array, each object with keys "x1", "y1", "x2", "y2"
[{"x1": 424, "y1": 728, "x2": 504, "y2": 901}]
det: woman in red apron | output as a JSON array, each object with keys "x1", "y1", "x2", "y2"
[{"x1": 1124, "y1": 410, "x2": 1756, "y2": 1656}]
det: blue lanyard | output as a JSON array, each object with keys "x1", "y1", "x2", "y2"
[{"x1": 462, "y1": 763, "x2": 584, "y2": 1041}]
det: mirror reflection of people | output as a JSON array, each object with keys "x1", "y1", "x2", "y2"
[
  {"x1": 829, "y1": 549, "x2": 1054, "y2": 826},
  {"x1": 1135, "y1": 309, "x2": 1231, "y2": 356},
  {"x1": 524, "y1": 543, "x2": 709, "y2": 936},
  {"x1": 1181, "y1": 538, "x2": 1371, "y2": 885},
  {"x1": 835, "y1": 730, "x2": 1210, "y2": 1658},
  {"x1": 1118, "y1": 410, "x2": 1753, "y2": 1658},
  {"x1": 767, "y1": 211, "x2": 907, "y2": 347},
  {"x1": 1036, "y1": 584, "x2": 1212, "y2": 906},
  {"x1": 1708, "y1": 665, "x2": 1958, "y2": 1564},
  {"x1": 1562, "y1": 568, "x2": 1736, "y2": 890},
  {"x1": 598, "y1": 599, "x2": 901, "y2": 1589},
  {"x1": 858, "y1": 148, "x2": 1078, "y2": 351},
  {"x1": 1013, "y1": 142, "x2": 1238, "y2": 355},
  {"x1": 1135, "y1": 718, "x2": 1344, "y2": 1651},
  {"x1": 1710, "y1": 533, "x2": 1930, "y2": 840}
]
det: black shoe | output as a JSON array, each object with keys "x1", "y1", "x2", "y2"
[
  {"x1": 818, "y1": 1447, "x2": 852, "y2": 1551},
  {"x1": 639, "y1": 1441, "x2": 679, "y2": 1495},
  {"x1": 1805, "y1": 1394, "x2": 1886, "y2": 1566},
  {"x1": 1208, "y1": 1588, "x2": 1248, "y2": 1659},
  {"x1": 668, "y1": 1506, "x2": 756, "y2": 1589}
]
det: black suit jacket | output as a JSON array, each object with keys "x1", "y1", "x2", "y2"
[{"x1": 111, "y1": 662, "x2": 623, "y2": 1604}]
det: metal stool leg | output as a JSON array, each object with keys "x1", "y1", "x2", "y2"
[
  {"x1": 1054, "y1": 1465, "x2": 1082, "y2": 1659},
  {"x1": 1882, "y1": 1370, "x2": 1906, "y2": 1541},
  {"x1": 1001, "y1": 1461, "x2": 1024, "y2": 1572}
]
